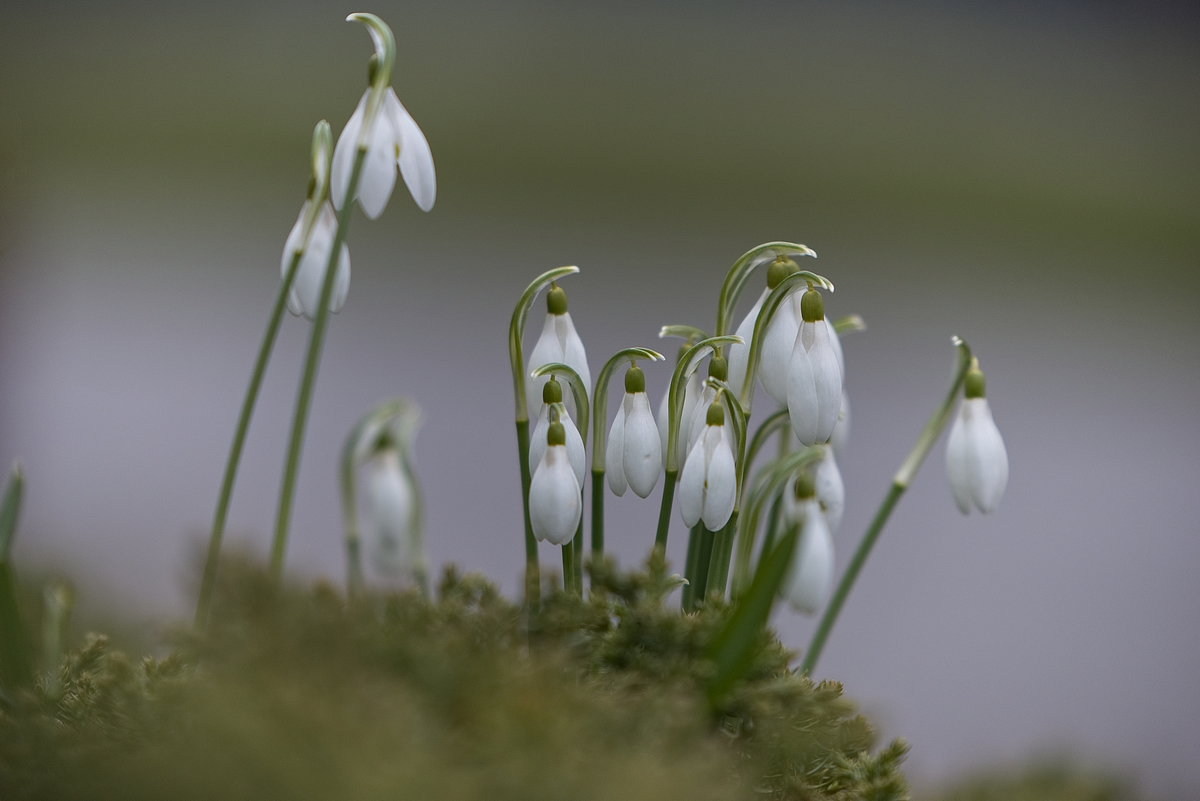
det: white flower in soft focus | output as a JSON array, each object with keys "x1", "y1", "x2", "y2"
[
  {"x1": 781, "y1": 474, "x2": 834, "y2": 615},
  {"x1": 829, "y1": 391, "x2": 850, "y2": 459},
  {"x1": 365, "y1": 447, "x2": 424, "y2": 583},
  {"x1": 684, "y1": 357, "x2": 726, "y2": 457},
  {"x1": 679, "y1": 403, "x2": 737, "y2": 530},
  {"x1": 726, "y1": 288, "x2": 766, "y2": 399},
  {"x1": 760, "y1": 289, "x2": 803, "y2": 405},
  {"x1": 281, "y1": 201, "x2": 351, "y2": 319},
  {"x1": 657, "y1": 362, "x2": 703, "y2": 469},
  {"x1": 814, "y1": 447, "x2": 845, "y2": 532},
  {"x1": 945, "y1": 366, "x2": 1008, "y2": 514},
  {"x1": 526, "y1": 285, "x2": 590, "y2": 421},
  {"x1": 529, "y1": 422, "x2": 582, "y2": 545},
  {"x1": 530, "y1": 383, "x2": 585, "y2": 487},
  {"x1": 786, "y1": 289, "x2": 842, "y2": 446},
  {"x1": 606, "y1": 366, "x2": 662, "y2": 498},
  {"x1": 332, "y1": 87, "x2": 436, "y2": 219}
]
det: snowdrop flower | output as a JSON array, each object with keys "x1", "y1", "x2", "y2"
[
  {"x1": 732, "y1": 256, "x2": 806, "y2": 405},
  {"x1": 679, "y1": 402, "x2": 738, "y2": 530},
  {"x1": 529, "y1": 421, "x2": 583, "y2": 545},
  {"x1": 657, "y1": 346, "x2": 703, "y2": 468},
  {"x1": 814, "y1": 447, "x2": 845, "y2": 532},
  {"x1": 684, "y1": 356, "x2": 727, "y2": 457},
  {"x1": 331, "y1": 13, "x2": 436, "y2": 219},
  {"x1": 526, "y1": 285, "x2": 590, "y2": 421},
  {"x1": 781, "y1": 472, "x2": 834, "y2": 615},
  {"x1": 945, "y1": 364, "x2": 1008, "y2": 514},
  {"x1": 786, "y1": 288, "x2": 843, "y2": 446},
  {"x1": 606, "y1": 365, "x2": 662, "y2": 498},
  {"x1": 364, "y1": 442, "x2": 425, "y2": 586},
  {"x1": 281, "y1": 200, "x2": 351, "y2": 319},
  {"x1": 829, "y1": 391, "x2": 850, "y2": 460},
  {"x1": 529, "y1": 377, "x2": 585, "y2": 486}
]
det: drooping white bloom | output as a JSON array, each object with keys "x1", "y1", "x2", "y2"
[
  {"x1": 813, "y1": 447, "x2": 845, "y2": 532},
  {"x1": 679, "y1": 403, "x2": 737, "y2": 530},
  {"x1": 530, "y1": 402, "x2": 586, "y2": 486},
  {"x1": 945, "y1": 369, "x2": 1008, "y2": 514},
  {"x1": 685, "y1": 358, "x2": 726, "y2": 456},
  {"x1": 761, "y1": 289, "x2": 803, "y2": 405},
  {"x1": 606, "y1": 367, "x2": 662, "y2": 498},
  {"x1": 726, "y1": 288, "x2": 766, "y2": 399},
  {"x1": 526, "y1": 286, "x2": 590, "y2": 421},
  {"x1": 781, "y1": 473, "x2": 834, "y2": 614},
  {"x1": 332, "y1": 87, "x2": 436, "y2": 219},
  {"x1": 364, "y1": 447, "x2": 424, "y2": 584},
  {"x1": 281, "y1": 201, "x2": 351, "y2": 319},
  {"x1": 657, "y1": 367, "x2": 703, "y2": 469},
  {"x1": 786, "y1": 290, "x2": 842, "y2": 446},
  {"x1": 781, "y1": 491, "x2": 835, "y2": 615},
  {"x1": 529, "y1": 422, "x2": 583, "y2": 545}
]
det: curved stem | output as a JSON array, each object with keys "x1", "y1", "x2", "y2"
[
  {"x1": 715, "y1": 242, "x2": 817, "y2": 338},
  {"x1": 800, "y1": 336, "x2": 973, "y2": 675},
  {"x1": 196, "y1": 252, "x2": 300, "y2": 624},
  {"x1": 269, "y1": 149, "x2": 365, "y2": 584}
]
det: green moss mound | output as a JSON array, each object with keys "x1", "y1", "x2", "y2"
[{"x1": 0, "y1": 556, "x2": 907, "y2": 800}]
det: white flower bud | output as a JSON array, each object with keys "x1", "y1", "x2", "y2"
[
  {"x1": 364, "y1": 448, "x2": 424, "y2": 584},
  {"x1": 786, "y1": 312, "x2": 842, "y2": 446},
  {"x1": 656, "y1": 369, "x2": 703, "y2": 469},
  {"x1": 529, "y1": 403, "x2": 585, "y2": 486},
  {"x1": 814, "y1": 448, "x2": 845, "y2": 532},
  {"x1": 526, "y1": 287, "x2": 590, "y2": 421},
  {"x1": 945, "y1": 388, "x2": 1008, "y2": 514},
  {"x1": 529, "y1": 425, "x2": 583, "y2": 546},
  {"x1": 678, "y1": 405, "x2": 737, "y2": 530},
  {"x1": 606, "y1": 383, "x2": 662, "y2": 499},
  {"x1": 282, "y1": 201, "x2": 351, "y2": 319},
  {"x1": 781, "y1": 495, "x2": 835, "y2": 615}
]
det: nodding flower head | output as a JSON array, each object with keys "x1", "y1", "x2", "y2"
[
  {"x1": 657, "y1": 344, "x2": 703, "y2": 469},
  {"x1": 331, "y1": 13, "x2": 436, "y2": 218},
  {"x1": 529, "y1": 377, "x2": 585, "y2": 486},
  {"x1": 526, "y1": 284, "x2": 590, "y2": 421},
  {"x1": 606, "y1": 365, "x2": 662, "y2": 499},
  {"x1": 678, "y1": 402, "x2": 737, "y2": 530},
  {"x1": 781, "y1": 471, "x2": 834, "y2": 615},
  {"x1": 364, "y1": 436, "x2": 424, "y2": 585},
  {"x1": 529, "y1": 420, "x2": 583, "y2": 545},
  {"x1": 945, "y1": 363, "x2": 1008, "y2": 514},
  {"x1": 683, "y1": 355, "x2": 727, "y2": 458},
  {"x1": 786, "y1": 287, "x2": 843, "y2": 446}
]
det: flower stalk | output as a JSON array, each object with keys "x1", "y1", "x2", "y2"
[{"x1": 799, "y1": 336, "x2": 973, "y2": 675}]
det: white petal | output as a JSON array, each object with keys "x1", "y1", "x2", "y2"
[
  {"x1": 606, "y1": 402, "x2": 628, "y2": 496},
  {"x1": 761, "y1": 290, "x2": 801, "y2": 405},
  {"x1": 784, "y1": 500, "x2": 834, "y2": 614},
  {"x1": 656, "y1": 388, "x2": 670, "y2": 465},
  {"x1": 676, "y1": 373, "x2": 703, "y2": 468},
  {"x1": 701, "y1": 428, "x2": 737, "y2": 530},
  {"x1": 331, "y1": 92, "x2": 368, "y2": 212},
  {"x1": 281, "y1": 204, "x2": 308, "y2": 317},
  {"x1": 354, "y1": 96, "x2": 400, "y2": 220},
  {"x1": 726, "y1": 289, "x2": 767, "y2": 399},
  {"x1": 686, "y1": 385, "x2": 718, "y2": 457},
  {"x1": 786, "y1": 337, "x2": 820, "y2": 445},
  {"x1": 826, "y1": 317, "x2": 846, "y2": 378},
  {"x1": 555, "y1": 312, "x2": 592, "y2": 402},
  {"x1": 528, "y1": 445, "x2": 582, "y2": 545},
  {"x1": 622, "y1": 392, "x2": 661, "y2": 498},
  {"x1": 963, "y1": 398, "x2": 1008, "y2": 513},
  {"x1": 830, "y1": 391, "x2": 850, "y2": 459},
  {"x1": 386, "y1": 89, "x2": 436, "y2": 212},
  {"x1": 330, "y1": 242, "x2": 352, "y2": 313},
  {"x1": 526, "y1": 313, "x2": 566, "y2": 420},
  {"x1": 945, "y1": 404, "x2": 973, "y2": 514},
  {"x1": 807, "y1": 322, "x2": 843, "y2": 443},
  {"x1": 787, "y1": 321, "x2": 842, "y2": 446},
  {"x1": 366, "y1": 450, "x2": 416, "y2": 578},
  {"x1": 678, "y1": 434, "x2": 708, "y2": 528},
  {"x1": 529, "y1": 403, "x2": 551, "y2": 476},
  {"x1": 815, "y1": 449, "x2": 845, "y2": 532},
  {"x1": 563, "y1": 413, "x2": 587, "y2": 487}
]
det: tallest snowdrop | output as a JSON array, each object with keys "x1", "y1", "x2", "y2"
[{"x1": 332, "y1": 13, "x2": 437, "y2": 219}]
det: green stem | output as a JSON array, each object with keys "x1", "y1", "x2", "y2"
[
  {"x1": 269, "y1": 149, "x2": 365, "y2": 584},
  {"x1": 195, "y1": 252, "x2": 301, "y2": 626},
  {"x1": 562, "y1": 541, "x2": 575, "y2": 594},
  {"x1": 692, "y1": 525, "x2": 716, "y2": 605},
  {"x1": 681, "y1": 523, "x2": 702, "y2": 610},
  {"x1": 707, "y1": 511, "x2": 738, "y2": 598},
  {"x1": 572, "y1": 516, "x2": 584, "y2": 596},
  {"x1": 799, "y1": 336, "x2": 973, "y2": 675},
  {"x1": 654, "y1": 470, "x2": 677, "y2": 551},
  {"x1": 591, "y1": 469, "x2": 604, "y2": 556},
  {"x1": 516, "y1": 419, "x2": 540, "y2": 605}
]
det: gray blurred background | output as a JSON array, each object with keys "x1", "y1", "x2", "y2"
[{"x1": 1, "y1": 0, "x2": 1197, "y2": 795}]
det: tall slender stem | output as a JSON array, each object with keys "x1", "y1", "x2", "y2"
[
  {"x1": 269, "y1": 149, "x2": 366, "y2": 584},
  {"x1": 682, "y1": 523, "x2": 702, "y2": 610},
  {"x1": 561, "y1": 541, "x2": 575, "y2": 594},
  {"x1": 590, "y1": 470, "x2": 604, "y2": 555},
  {"x1": 516, "y1": 419, "x2": 539, "y2": 605},
  {"x1": 654, "y1": 470, "x2": 677, "y2": 551},
  {"x1": 799, "y1": 337, "x2": 973, "y2": 675},
  {"x1": 195, "y1": 252, "x2": 301, "y2": 625},
  {"x1": 707, "y1": 511, "x2": 738, "y2": 598},
  {"x1": 572, "y1": 518, "x2": 584, "y2": 595},
  {"x1": 692, "y1": 525, "x2": 716, "y2": 605}
]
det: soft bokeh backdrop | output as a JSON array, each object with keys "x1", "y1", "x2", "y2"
[{"x1": 1, "y1": 1, "x2": 1197, "y2": 796}]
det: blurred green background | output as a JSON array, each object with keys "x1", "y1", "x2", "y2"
[{"x1": 1, "y1": 0, "x2": 1197, "y2": 796}]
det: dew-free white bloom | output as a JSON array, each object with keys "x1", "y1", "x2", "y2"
[
  {"x1": 726, "y1": 288, "x2": 765, "y2": 399},
  {"x1": 684, "y1": 357, "x2": 727, "y2": 457},
  {"x1": 530, "y1": 397, "x2": 586, "y2": 488},
  {"x1": 526, "y1": 286, "x2": 590, "y2": 421},
  {"x1": 945, "y1": 367, "x2": 1008, "y2": 514},
  {"x1": 606, "y1": 367, "x2": 662, "y2": 498},
  {"x1": 657, "y1": 356, "x2": 703, "y2": 468},
  {"x1": 332, "y1": 86, "x2": 436, "y2": 219},
  {"x1": 529, "y1": 422, "x2": 583, "y2": 545},
  {"x1": 786, "y1": 290, "x2": 842, "y2": 446},
  {"x1": 281, "y1": 200, "x2": 351, "y2": 319},
  {"x1": 781, "y1": 475, "x2": 834, "y2": 615},
  {"x1": 814, "y1": 447, "x2": 845, "y2": 532},
  {"x1": 364, "y1": 447, "x2": 424, "y2": 583},
  {"x1": 679, "y1": 403, "x2": 737, "y2": 530},
  {"x1": 829, "y1": 391, "x2": 850, "y2": 460}
]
